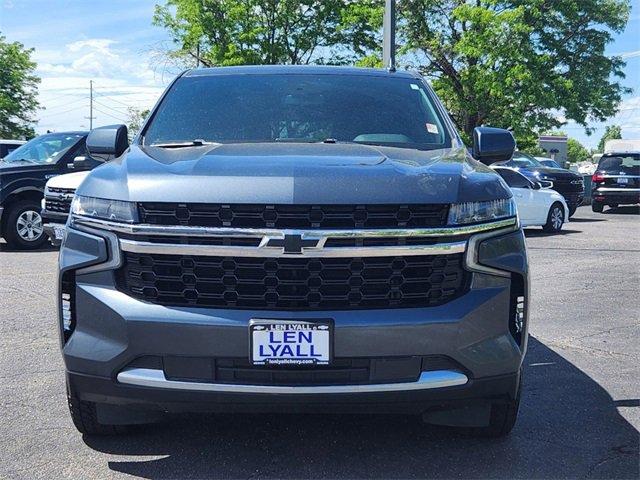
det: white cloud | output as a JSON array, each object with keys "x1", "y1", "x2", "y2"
[
  {"x1": 615, "y1": 50, "x2": 640, "y2": 59},
  {"x1": 34, "y1": 38, "x2": 169, "y2": 133}
]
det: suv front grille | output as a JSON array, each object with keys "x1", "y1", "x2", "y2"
[
  {"x1": 45, "y1": 187, "x2": 75, "y2": 214},
  {"x1": 137, "y1": 203, "x2": 449, "y2": 229},
  {"x1": 116, "y1": 252, "x2": 469, "y2": 310}
]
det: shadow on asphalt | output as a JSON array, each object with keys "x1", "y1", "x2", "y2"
[
  {"x1": 603, "y1": 206, "x2": 640, "y2": 215},
  {"x1": 523, "y1": 228, "x2": 583, "y2": 237},
  {"x1": 83, "y1": 337, "x2": 639, "y2": 479},
  {"x1": 568, "y1": 217, "x2": 607, "y2": 223},
  {"x1": 0, "y1": 242, "x2": 58, "y2": 253}
]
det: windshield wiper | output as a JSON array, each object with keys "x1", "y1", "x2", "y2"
[{"x1": 148, "y1": 140, "x2": 220, "y2": 148}]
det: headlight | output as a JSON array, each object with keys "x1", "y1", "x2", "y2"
[
  {"x1": 448, "y1": 198, "x2": 516, "y2": 225},
  {"x1": 70, "y1": 195, "x2": 138, "y2": 223}
]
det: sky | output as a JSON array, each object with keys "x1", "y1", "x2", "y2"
[{"x1": 1, "y1": 0, "x2": 639, "y2": 149}]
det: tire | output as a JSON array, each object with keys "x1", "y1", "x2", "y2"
[
  {"x1": 67, "y1": 395, "x2": 129, "y2": 436},
  {"x1": 468, "y1": 374, "x2": 522, "y2": 438},
  {"x1": 568, "y1": 205, "x2": 577, "y2": 218},
  {"x1": 591, "y1": 201, "x2": 604, "y2": 213},
  {"x1": 3, "y1": 199, "x2": 48, "y2": 250},
  {"x1": 543, "y1": 202, "x2": 564, "y2": 233}
]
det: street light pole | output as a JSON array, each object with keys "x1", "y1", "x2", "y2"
[{"x1": 383, "y1": 0, "x2": 396, "y2": 71}]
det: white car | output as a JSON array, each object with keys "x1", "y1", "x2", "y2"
[
  {"x1": 41, "y1": 170, "x2": 89, "y2": 244},
  {"x1": 493, "y1": 166, "x2": 569, "y2": 232}
]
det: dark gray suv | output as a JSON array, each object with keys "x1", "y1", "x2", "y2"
[{"x1": 59, "y1": 66, "x2": 528, "y2": 437}]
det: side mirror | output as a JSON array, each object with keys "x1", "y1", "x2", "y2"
[
  {"x1": 67, "y1": 155, "x2": 90, "y2": 170},
  {"x1": 472, "y1": 127, "x2": 516, "y2": 165},
  {"x1": 532, "y1": 181, "x2": 542, "y2": 190},
  {"x1": 86, "y1": 124, "x2": 129, "y2": 157},
  {"x1": 539, "y1": 180, "x2": 554, "y2": 189}
]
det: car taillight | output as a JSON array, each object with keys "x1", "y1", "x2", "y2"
[{"x1": 592, "y1": 172, "x2": 605, "y2": 182}]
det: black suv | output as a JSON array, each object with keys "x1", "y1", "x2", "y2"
[
  {"x1": 497, "y1": 151, "x2": 585, "y2": 216},
  {"x1": 0, "y1": 131, "x2": 100, "y2": 249},
  {"x1": 591, "y1": 153, "x2": 640, "y2": 212}
]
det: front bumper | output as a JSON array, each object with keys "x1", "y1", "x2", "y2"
[
  {"x1": 41, "y1": 205, "x2": 68, "y2": 246},
  {"x1": 592, "y1": 188, "x2": 640, "y2": 205},
  {"x1": 59, "y1": 221, "x2": 529, "y2": 414}
]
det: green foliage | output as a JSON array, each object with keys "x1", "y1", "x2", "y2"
[
  {"x1": 399, "y1": 0, "x2": 631, "y2": 147},
  {"x1": 154, "y1": 0, "x2": 383, "y2": 67},
  {"x1": 597, "y1": 125, "x2": 622, "y2": 152},
  {"x1": 126, "y1": 107, "x2": 151, "y2": 141},
  {"x1": 0, "y1": 34, "x2": 40, "y2": 139},
  {"x1": 567, "y1": 138, "x2": 589, "y2": 163}
]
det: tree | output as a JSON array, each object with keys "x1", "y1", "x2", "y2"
[
  {"x1": 597, "y1": 125, "x2": 622, "y2": 152},
  {"x1": 126, "y1": 107, "x2": 151, "y2": 141},
  {"x1": 567, "y1": 138, "x2": 589, "y2": 164},
  {"x1": 0, "y1": 34, "x2": 40, "y2": 139},
  {"x1": 153, "y1": 0, "x2": 383, "y2": 67},
  {"x1": 399, "y1": 0, "x2": 631, "y2": 148}
]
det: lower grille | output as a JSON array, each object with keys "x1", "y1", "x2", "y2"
[
  {"x1": 117, "y1": 252, "x2": 469, "y2": 310},
  {"x1": 45, "y1": 197, "x2": 72, "y2": 214}
]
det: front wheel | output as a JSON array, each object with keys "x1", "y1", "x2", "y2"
[
  {"x1": 543, "y1": 202, "x2": 564, "y2": 233},
  {"x1": 3, "y1": 200, "x2": 48, "y2": 250}
]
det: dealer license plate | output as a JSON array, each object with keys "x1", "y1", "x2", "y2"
[
  {"x1": 53, "y1": 225, "x2": 66, "y2": 240},
  {"x1": 250, "y1": 320, "x2": 331, "y2": 366}
]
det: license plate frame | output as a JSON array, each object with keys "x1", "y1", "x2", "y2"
[{"x1": 249, "y1": 319, "x2": 333, "y2": 366}]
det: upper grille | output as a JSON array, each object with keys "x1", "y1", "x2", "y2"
[
  {"x1": 116, "y1": 252, "x2": 469, "y2": 310},
  {"x1": 138, "y1": 203, "x2": 449, "y2": 229},
  {"x1": 45, "y1": 187, "x2": 75, "y2": 214}
]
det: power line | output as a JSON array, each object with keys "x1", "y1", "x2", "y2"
[
  {"x1": 38, "y1": 105, "x2": 86, "y2": 119},
  {"x1": 93, "y1": 106, "x2": 128, "y2": 123}
]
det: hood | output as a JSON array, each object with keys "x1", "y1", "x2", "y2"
[
  {"x1": 0, "y1": 160, "x2": 52, "y2": 174},
  {"x1": 46, "y1": 170, "x2": 89, "y2": 190},
  {"x1": 78, "y1": 143, "x2": 511, "y2": 204},
  {"x1": 515, "y1": 165, "x2": 580, "y2": 181}
]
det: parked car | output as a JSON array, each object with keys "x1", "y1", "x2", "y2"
[
  {"x1": 591, "y1": 147, "x2": 640, "y2": 212},
  {"x1": 41, "y1": 171, "x2": 89, "y2": 245},
  {"x1": 492, "y1": 166, "x2": 568, "y2": 232},
  {"x1": 0, "y1": 139, "x2": 26, "y2": 158},
  {"x1": 0, "y1": 131, "x2": 102, "y2": 249},
  {"x1": 59, "y1": 66, "x2": 529, "y2": 438},
  {"x1": 536, "y1": 158, "x2": 562, "y2": 169},
  {"x1": 496, "y1": 151, "x2": 584, "y2": 217}
]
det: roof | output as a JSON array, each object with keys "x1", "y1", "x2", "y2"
[{"x1": 184, "y1": 65, "x2": 420, "y2": 79}]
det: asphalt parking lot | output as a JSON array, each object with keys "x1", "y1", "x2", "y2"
[{"x1": 0, "y1": 206, "x2": 638, "y2": 479}]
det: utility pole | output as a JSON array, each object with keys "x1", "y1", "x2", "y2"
[
  {"x1": 383, "y1": 0, "x2": 396, "y2": 71},
  {"x1": 84, "y1": 80, "x2": 96, "y2": 130}
]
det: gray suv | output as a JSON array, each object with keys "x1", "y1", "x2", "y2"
[{"x1": 59, "y1": 66, "x2": 528, "y2": 437}]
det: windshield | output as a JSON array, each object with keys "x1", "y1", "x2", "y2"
[
  {"x1": 4, "y1": 133, "x2": 84, "y2": 164},
  {"x1": 540, "y1": 159, "x2": 561, "y2": 168},
  {"x1": 597, "y1": 155, "x2": 640, "y2": 175},
  {"x1": 143, "y1": 73, "x2": 452, "y2": 150},
  {"x1": 506, "y1": 152, "x2": 544, "y2": 168}
]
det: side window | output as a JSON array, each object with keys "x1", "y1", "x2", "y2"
[
  {"x1": 497, "y1": 169, "x2": 532, "y2": 188},
  {"x1": 66, "y1": 140, "x2": 98, "y2": 167}
]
